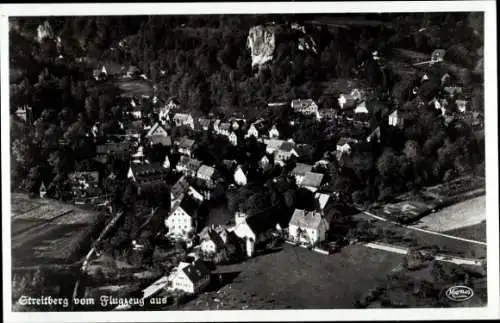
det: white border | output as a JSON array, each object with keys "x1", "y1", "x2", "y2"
[{"x1": 1, "y1": 1, "x2": 498, "y2": 322}]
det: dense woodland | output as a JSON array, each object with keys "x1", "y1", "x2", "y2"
[{"x1": 10, "y1": 13, "x2": 484, "y2": 209}]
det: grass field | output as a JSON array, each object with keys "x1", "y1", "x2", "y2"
[
  {"x1": 11, "y1": 194, "x2": 104, "y2": 266},
  {"x1": 180, "y1": 244, "x2": 404, "y2": 310},
  {"x1": 410, "y1": 195, "x2": 486, "y2": 232}
]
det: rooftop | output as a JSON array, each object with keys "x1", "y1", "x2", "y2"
[
  {"x1": 300, "y1": 172, "x2": 324, "y2": 188},
  {"x1": 289, "y1": 209, "x2": 324, "y2": 229},
  {"x1": 291, "y1": 163, "x2": 313, "y2": 176}
]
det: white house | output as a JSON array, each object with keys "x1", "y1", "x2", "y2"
[
  {"x1": 388, "y1": 109, "x2": 404, "y2": 127},
  {"x1": 197, "y1": 164, "x2": 216, "y2": 188},
  {"x1": 227, "y1": 212, "x2": 255, "y2": 258},
  {"x1": 234, "y1": 165, "x2": 247, "y2": 186},
  {"x1": 173, "y1": 113, "x2": 195, "y2": 130},
  {"x1": 336, "y1": 137, "x2": 358, "y2": 154},
  {"x1": 165, "y1": 195, "x2": 199, "y2": 238},
  {"x1": 288, "y1": 209, "x2": 328, "y2": 245},
  {"x1": 245, "y1": 124, "x2": 260, "y2": 139},
  {"x1": 291, "y1": 99, "x2": 319, "y2": 116},
  {"x1": 268, "y1": 125, "x2": 280, "y2": 139},
  {"x1": 228, "y1": 131, "x2": 238, "y2": 146},
  {"x1": 354, "y1": 101, "x2": 368, "y2": 114},
  {"x1": 169, "y1": 260, "x2": 210, "y2": 294},
  {"x1": 456, "y1": 99, "x2": 468, "y2": 113}
]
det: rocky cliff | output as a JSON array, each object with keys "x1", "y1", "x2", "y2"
[{"x1": 247, "y1": 25, "x2": 276, "y2": 68}]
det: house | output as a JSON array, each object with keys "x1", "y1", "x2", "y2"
[
  {"x1": 173, "y1": 113, "x2": 195, "y2": 130},
  {"x1": 146, "y1": 123, "x2": 171, "y2": 147},
  {"x1": 314, "y1": 192, "x2": 331, "y2": 210},
  {"x1": 291, "y1": 163, "x2": 313, "y2": 185},
  {"x1": 197, "y1": 165, "x2": 217, "y2": 188},
  {"x1": 176, "y1": 156, "x2": 202, "y2": 178},
  {"x1": 245, "y1": 124, "x2": 260, "y2": 139},
  {"x1": 169, "y1": 259, "x2": 210, "y2": 294},
  {"x1": 288, "y1": 209, "x2": 328, "y2": 245},
  {"x1": 170, "y1": 175, "x2": 204, "y2": 207},
  {"x1": 127, "y1": 163, "x2": 168, "y2": 191},
  {"x1": 444, "y1": 86, "x2": 463, "y2": 98},
  {"x1": 177, "y1": 137, "x2": 195, "y2": 156},
  {"x1": 39, "y1": 181, "x2": 47, "y2": 198},
  {"x1": 318, "y1": 107, "x2": 336, "y2": 120},
  {"x1": 299, "y1": 172, "x2": 324, "y2": 192},
  {"x1": 336, "y1": 137, "x2": 358, "y2": 154},
  {"x1": 338, "y1": 93, "x2": 357, "y2": 110},
  {"x1": 259, "y1": 155, "x2": 270, "y2": 170},
  {"x1": 227, "y1": 211, "x2": 277, "y2": 258},
  {"x1": 291, "y1": 99, "x2": 319, "y2": 116},
  {"x1": 456, "y1": 99, "x2": 468, "y2": 113},
  {"x1": 15, "y1": 105, "x2": 33, "y2": 124},
  {"x1": 197, "y1": 118, "x2": 212, "y2": 131},
  {"x1": 233, "y1": 165, "x2": 248, "y2": 186},
  {"x1": 274, "y1": 142, "x2": 299, "y2": 164},
  {"x1": 268, "y1": 125, "x2": 280, "y2": 139},
  {"x1": 165, "y1": 194, "x2": 200, "y2": 238},
  {"x1": 216, "y1": 122, "x2": 232, "y2": 137},
  {"x1": 388, "y1": 109, "x2": 404, "y2": 127},
  {"x1": 366, "y1": 126, "x2": 381, "y2": 143},
  {"x1": 200, "y1": 227, "x2": 227, "y2": 256},
  {"x1": 354, "y1": 101, "x2": 368, "y2": 114}
]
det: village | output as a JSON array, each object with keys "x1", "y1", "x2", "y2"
[{"x1": 9, "y1": 13, "x2": 487, "y2": 311}]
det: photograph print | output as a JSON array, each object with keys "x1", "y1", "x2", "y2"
[{"x1": 2, "y1": 1, "x2": 498, "y2": 320}]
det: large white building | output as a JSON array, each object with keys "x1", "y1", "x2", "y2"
[
  {"x1": 288, "y1": 209, "x2": 328, "y2": 246},
  {"x1": 169, "y1": 260, "x2": 211, "y2": 294}
]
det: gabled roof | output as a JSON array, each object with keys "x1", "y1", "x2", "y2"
[
  {"x1": 178, "y1": 156, "x2": 202, "y2": 171},
  {"x1": 197, "y1": 165, "x2": 216, "y2": 179},
  {"x1": 289, "y1": 209, "x2": 324, "y2": 229},
  {"x1": 182, "y1": 260, "x2": 210, "y2": 284},
  {"x1": 171, "y1": 175, "x2": 190, "y2": 201},
  {"x1": 314, "y1": 192, "x2": 331, "y2": 210},
  {"x1": 150, "y1": 135, "x2": 172, "y2": 146},
  {"x1": 178, "y1": 137, "x2": 195, "y2": 149},
  {"x1": 300, "y1": 172, "x2": 324, "y2": 188},
  {"x1": 291, "y1": 163, "x2": 313, "y2": 176},
  {"x1": 178, "y1": 193, "x2": 200, "y2": 217},
  {"x1": 146, "y1": 123, "x2": 169, "y2": 137}
]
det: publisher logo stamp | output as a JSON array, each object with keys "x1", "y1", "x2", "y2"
[{"x1": 445, "y1": 286, "x2": 474, "y2": 302}]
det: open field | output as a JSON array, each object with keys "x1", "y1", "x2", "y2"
[
  {"x1": 410, "y1": 195, "x2": 486, "y2": 233},
  {"x1": 11, "y1": 193, "x2": 104, "y2": 267},
  {"x1": 445, "y1": 221, "x2": 487, "y2": 242},
  {"x1": 181, "y1": 244, "x2": 404, "y2": 310}
]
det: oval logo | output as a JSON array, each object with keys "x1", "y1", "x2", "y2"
[{"x1": 445, "y1": 286, "x2": 474, "y2": 302}]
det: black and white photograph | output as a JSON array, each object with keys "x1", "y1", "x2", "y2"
[{"x1": 1, "y1": 1, "x2": 498, "y2": 322}]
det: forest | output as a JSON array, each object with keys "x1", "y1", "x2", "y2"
[{"x1": 9, "y1": 13, "x2": 484, "y2": 207}]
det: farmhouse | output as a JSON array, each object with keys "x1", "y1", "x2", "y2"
[
  {"x1": 146, "y1": 123, "x2": 171, "y2": 147},
  {"x1": 173, "y1": 113, "x2": 195, "y2": 130},
  {"x1": 288, "y1": 209, "x2": 328, "y2": 246},
  {"x1": 299, "y1": 172, "x2": 324, "y2": 192},
  {"x1": 165, "y1": 194, "x2": 200, "y2": 238},
  {"x1": 169, "y1": 259, "x2": 211, "y2": 294},
  {"x1": 291, "y1": 99, "x2": 319, "y2": 116},
  {"x1": 176, "y1": 156, "x2": 202, "y2": 178},
  {"x1": 291, "y1": 163, "x2": 313, "y2": 185}
]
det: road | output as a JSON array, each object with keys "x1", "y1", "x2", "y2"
[{"x1": 363, "y1": 242, "x2": 484, "y2": 266}]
